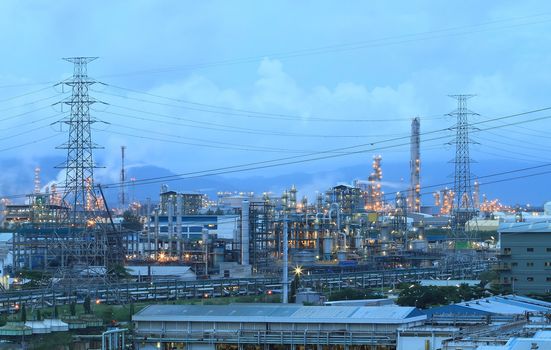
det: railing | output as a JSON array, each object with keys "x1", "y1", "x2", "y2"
[
  {"x1": 134, "y1": 330, "x2": 394, "y2": 346},
  {"x1": 0, "y1": 262, "x2": 490, "y2": 311}
]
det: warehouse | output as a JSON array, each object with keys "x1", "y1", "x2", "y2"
[{"x1": 132, "y1": 303, "x2": 426, "y2": 349}]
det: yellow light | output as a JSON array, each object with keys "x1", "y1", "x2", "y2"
[
  {"x1": 294, "y1": 266, "x2": 303, "y2": 276},
  {"x1": 95, "y1": 299, "x2": 101, "y2": 305}
]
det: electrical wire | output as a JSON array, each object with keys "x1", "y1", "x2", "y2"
[{"x1": 98, "y1": 86, "x2": 444, "y2": 124}]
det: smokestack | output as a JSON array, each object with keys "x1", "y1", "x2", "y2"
[
  {"x1": 241, "y1": 199, "x2": 250, "y2": 266},
  {"x1": 409, "y1": 117, "x2": 421, "y2": 212}
]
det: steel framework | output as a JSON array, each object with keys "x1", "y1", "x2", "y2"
[
  {"x1": 448, "y1": 95, "x2": 479, "y2": 241},
  {"x1": 14, "y1": 58, "x2": 124, "y2": 283}
]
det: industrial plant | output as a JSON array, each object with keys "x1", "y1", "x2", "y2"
[{"x1": 1, "y1": 11, "x2": 551, "y2": 348}]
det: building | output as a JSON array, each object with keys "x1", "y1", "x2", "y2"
[
  {"x1": 398, "y1": 295, "x2": 551, "y2": 350},
  {"x1": 159, "y1": 190, "x2": 204, "y2": 216},
  {"x1": 496, "y1": 221, "x2": 551, "y2": 294},
  {"x1": 132, "y1": 303, "x2": 426, "y2": 349},
  {"x1": 326, "y1": 184, "x2": 364, "y2": 215}
]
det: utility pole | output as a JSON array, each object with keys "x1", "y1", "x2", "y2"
[
  {"x1": 448, "y1": 95, "x2": 479, "y2": 242},
  {"x1": 119, "y1": 146, "x2": 126, "y2": 211}
]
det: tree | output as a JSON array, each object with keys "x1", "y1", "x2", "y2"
[
  {"x1": 53, "y1": 305, "x2": 59, "y2": 319},
  {"x1": 20, "y1": 304, "x2": 26, "y2": 323},
  {"x1": 36, "y1": 309, "x2": 42, "y2": 321},
  {"x1": 70, "y1": 301, "x2": 76, "y2": 316},
  {"x1": 122, "y1": 210, "x2": 142, "y2": 230},
  {"x1": 328, "y1": 288, "x2": 384, "y2": 301},
  {"x1": 129, "y1": 302, "x2": 135, "y2": 321},
  {"x1": 83, "y1": 296, "x2": 91, "y2": 314},
  {"x1": 289, "y1": 273, "x2": 301, "y2": 303}
]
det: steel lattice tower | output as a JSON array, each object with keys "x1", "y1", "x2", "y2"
[
  {"x1": 448, "y1": 95, "x2": 478, "y2": 241},
  {"x1": 52, "y1": 57, "x2": 122, "y2": 279},
  {"x1": 58, "y1": 57, "x2": 101, "y2": 224}
]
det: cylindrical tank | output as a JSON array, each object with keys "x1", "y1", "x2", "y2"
[
  {"x1": 545, "y1": 201, "x2": 551, "y2": 216},
  {"x1": 323, "y1": 234, "x2": 333, "y2": 260},
  {"x1": 337, "y1": 250, "x2": 346, "y2": 262},
  {"x1": 355, "y1": 231, "x2": 362, "y2": 250}
]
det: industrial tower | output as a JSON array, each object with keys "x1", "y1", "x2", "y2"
[
  {"x1": 448, "y1": 95, "x2": 478, "y2": 241},
  {"x1": 409, "y1": 117, "x2": 421, "y2": 213},
  {"x1": 52, "y1": 57, "x2": 122, "y2": 278}
]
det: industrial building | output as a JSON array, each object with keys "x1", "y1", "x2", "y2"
[
  {"x1": 496, "y1": 221, "x2": 551, "y2": 294},
  {"x1": 132, "y1": 303, "x2": 426, "y2": 349},
  {"x1": 132, "y1": 294, "x2": 551, "y2": 350}
]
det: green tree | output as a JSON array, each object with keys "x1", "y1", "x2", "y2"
[
  {"x1": 122, "y1": 210, "x2": 142, "y2": 230},
  {"x1": 109, "y1": 264, "x2": 131, "y2": 280},
  {"x1": 70, "y1": 301, "x2": 76, "y2": 316},
  {"x1": 53, "y1": 305, "x2": 59, "y2": 319},
  {"x1": 20, "y1": 304, "x2": 26, "y2": 323},
  {"x1": 328, "y1": 288, "x2": 384, "y2": 301},
  {"x1": 129, "y1": 302, "x2": 135, "y2": 321},
  {"x1": 36, "y1": 309, "x2": 42, "y2": 321},
  {"x1": 83, "y1": 296, "x2": 91, "y2": 314},
  {"x1": 289, "y1": 273, "x2": 301, "y2": 303}
]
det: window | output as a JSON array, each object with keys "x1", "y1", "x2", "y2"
[
  {"x1": 504, "y1": 248, "x2": 511, "y2": 253},
  {"x1": 512, "y1": 262, "x2": 518, "y2": 267},
  {"x1": 527, "y1": 277, "x2": 534, "y2": 281},
  {"x1": 545, "y1": 262, "x2": 551, "y2": 267},
  {"x1": 527, "y1": 262, "x2": 534, "y2": 267},
  {"x1": 527, "y1": 248, "x2": 534, "y2": 252},
  {"x1": 547, "y1": 277, "x2": 551, "y2": 282},
  {"x1": 547, "y1": 248, "x2": 551, "y2": 252}
]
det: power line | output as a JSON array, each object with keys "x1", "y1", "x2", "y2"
[
  {"x1": 100, "y1": 85, "x2": 445, "y2": 123},
  {"x1": 0, "y1": 86, "x2": 54, "y2": 103}
]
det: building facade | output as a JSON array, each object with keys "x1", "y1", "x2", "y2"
[
  {"x1": 133, "y1": 304, "x2": 426, "y2": 350},
  {"x1": 496, "y1": 222, "x2": 551, "y2": 294}
]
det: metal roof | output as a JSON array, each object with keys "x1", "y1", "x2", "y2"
[
  {"x1": 133, "y1": 304, "x2": 425, "y2": 324},
  {"x1": 498, "y1": 221, "x2": 551, "y2": 233},
  {"x1": 426, "y1": 295, "x2": 551, "y2": 316}
]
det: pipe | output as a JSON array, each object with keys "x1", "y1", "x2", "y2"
[{"x1": 283, "y1": 212, "x2": 289, "y2": 303}]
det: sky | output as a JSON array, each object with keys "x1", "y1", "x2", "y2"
[{"x1": 1, "y1": 1, "x2": 551, "y2": 205}]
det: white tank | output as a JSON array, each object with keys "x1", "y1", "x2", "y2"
[{"x1": 544, "y1": 201, "x2": 551, "y2": 216}]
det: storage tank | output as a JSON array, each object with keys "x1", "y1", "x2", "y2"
[
  {"x1": 544, "y1": 201, "x2": 551, "y2": 216},
  {"x1": 323, "y1": 234, "x2": 333, "y2": 260}
]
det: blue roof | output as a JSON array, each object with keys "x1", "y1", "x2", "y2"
[{"x1": 424, "y1": 304, "x2": 491, "y2": 317}]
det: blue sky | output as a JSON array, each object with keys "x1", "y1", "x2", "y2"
[{"x1": 1, "y1": 1, "x2": 551, "y2": 204}]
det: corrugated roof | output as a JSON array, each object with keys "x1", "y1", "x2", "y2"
[
  {"x1": 498, "y1": 221, "x2": 551, "y2": 233},
  {"x1": 426, "y1": 295, "x2": 551, "y2": 316},
  {"x1": 134, "y1": 304, "x2": 425, "y2": 324}
]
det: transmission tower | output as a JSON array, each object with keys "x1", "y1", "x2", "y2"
[
  {"x1": 50, "y1": 57, "x2": 122, "y2": 283},
  {"x1": 448, "y1": 95, "x2": 479, "y2": 241}
]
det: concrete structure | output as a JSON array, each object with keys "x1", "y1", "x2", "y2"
[
  {"x1": 496, "y1": 221, "x2": 551, "y2": 294},
  {"x1": 132, "y1": 303, "x2": 426, "y2": 349}
]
